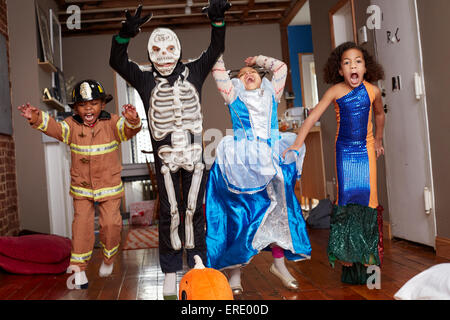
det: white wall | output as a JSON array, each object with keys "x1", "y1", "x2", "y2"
[{"x1": 8, "y1": 0, "x2": 54, "y2": 233}]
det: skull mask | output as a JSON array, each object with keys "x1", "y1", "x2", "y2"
[{"x1": 148, "y1": 28, "x2": 181, "y2": 76}]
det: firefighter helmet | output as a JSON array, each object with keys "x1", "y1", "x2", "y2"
[{"x1": 69, "y1": 79, "x2": 113, "y2": 108}]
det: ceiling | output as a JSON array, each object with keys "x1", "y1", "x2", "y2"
[
  {"x1": 56, "y1": 0, "x2": 309, "y2": 37},
  {"x1": 289, "y1": 0, "x2": 310, "y2": 25}
]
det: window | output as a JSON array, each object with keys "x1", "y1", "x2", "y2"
[
  {"x1": 125, "y1": 83, "x2": 154, "y2": 164},
  {"x1": 115, "y1": 71, "x2": 154, "y2": 168},
  {"x1": 115, "y1": 72, "x2": 157, "y2": 213}
]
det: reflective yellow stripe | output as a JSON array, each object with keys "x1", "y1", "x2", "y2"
[
  {"x1": 116, "y1": 117, "x2": 127, "y2": 142},
  {"x1": 60, "y1": 120, "x2": 70, "y2": 144},
  {"x1": 100, "y1": 242, "x2": 120, "y2": 259},
  {"x1": 37, "y1": 111, "x2": 49, "y2": 132},
  {"x1": 125, "y1": 118, "x2": 142, "y2": 130},
  {"x1": 70, "y1": 182, "x2": 124, "y2": 201},
  {"x1": 70, "y1": 185, "x2": 94, "y2": 198},
  {"x1": 70, "y1": 251, "x2": 92, "y2": 263},
  {"x1": 70, "y1": 140, "x2": 119, "y2": 156}
]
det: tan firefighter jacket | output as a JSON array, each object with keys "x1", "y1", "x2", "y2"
[{"x1": 29, "y1": 110, "x2": 142, "y2": 201}]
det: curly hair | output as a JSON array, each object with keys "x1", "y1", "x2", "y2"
[{"x1": 323, "y1": 42, "x2": 384, "y2": 84}]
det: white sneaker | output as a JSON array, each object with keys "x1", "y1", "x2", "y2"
[
  {"x1": 74, "y1": 271, "x2": 89, "y2": 289},
  {"x1": 163, "y1": 272, "x2": 178, "y2": 300},
  {"x1": 98, "y1": 261, "x2": 114, "y2": 277}
]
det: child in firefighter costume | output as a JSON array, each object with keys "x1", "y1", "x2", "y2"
[
  {"x1": 18, "y1": 80, "x2": 142, "y2": 289},
  {"x1": 109, "y1": 1, "x2": 230, "y2": 299}
]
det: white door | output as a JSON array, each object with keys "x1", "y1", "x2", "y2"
[
  {"x1": 371, "y1": 0, "x2": 436, "y2": 246},
  {"x1": 43, "y1": 135, "x2": 73, "y2": 238}
]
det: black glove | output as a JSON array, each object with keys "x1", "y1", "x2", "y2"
[
  {"x1": 119, "y1": 5, "x2": 153, "y2": 38},
  {"x1": 202, "y1": 0, "x2": 231, "y2": 22}
]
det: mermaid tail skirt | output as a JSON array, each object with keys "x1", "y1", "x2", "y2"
[{"x1": 328, "y1": 82, "x2": 384, "y2": 283}]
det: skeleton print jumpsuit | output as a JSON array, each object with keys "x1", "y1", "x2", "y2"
[{"x1": 110, "y1": 24, "x2": 225, "y2": 273}]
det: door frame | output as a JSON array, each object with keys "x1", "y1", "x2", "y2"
[
  {"x1": 329, "y1": 0, "x2": 357, "y2": 48},
  {"x1": 298, "y1": 52, "x2": 319, "y2": 108}
]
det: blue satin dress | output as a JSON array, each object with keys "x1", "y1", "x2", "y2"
[
  {"x1": 327, "y1": 81, "x2": 383, "y2": 284},
  {"x1": 205, "y1": 78, "x2": 311, "y2": 270}
]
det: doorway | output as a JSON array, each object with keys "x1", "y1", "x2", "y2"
[
  {"x1": 298, "y1": 52, "x2": 319, "y2": 109},
  {"x1": 329, "y1": 0, "x2": 357, "y2": 48}
]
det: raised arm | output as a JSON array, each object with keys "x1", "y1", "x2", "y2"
[
  {"x1": 211, "y1": 55, "x2": 234, "y2": 104},
  {"x1": 186, "y1": 1, "x2": 229, "y2": 86},
  {"x1": 18, "y1": 103, "x2": 72, "y2": 145},
  {"x1": 254, "y1": 55, "x2": 288, "y2": 102},
  {"x1": 114, "y1": 104, "x2": 142, "y2": 143},
  {"x1": 282, "y1": 86, "x2": 337, "y2": 157},
  {"x1": 109, "y1": 5, "x2": 152, "y2": 90}
]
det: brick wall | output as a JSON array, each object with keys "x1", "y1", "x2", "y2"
[{"x1": 0, "y1": 0, "x2": 19, "y2": 236}]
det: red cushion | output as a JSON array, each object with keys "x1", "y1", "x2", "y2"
[
  {"x1": 0, "y1": 234, "x2": 71, "y2": 264},
  {"x1": 0, "y1": 253, "x2": 69, "y2": 275}
]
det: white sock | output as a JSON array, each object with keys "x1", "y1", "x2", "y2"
[
  {"x1": 99, "y1": 261, "x2": 114, "y2": 277},
  {"x1": 228, "y1": 267, "x2": 241, "y2": 288},
  {"x1": 273, "y1": 257, "x2": 295, "y2": 281},
  {"x1": 163, "y1": 272, "x2": 177, "y2": 296}
]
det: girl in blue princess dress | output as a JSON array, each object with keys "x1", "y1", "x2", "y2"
[{"x1": 205, "y1": 55, "x2": 311, "y2": 294}]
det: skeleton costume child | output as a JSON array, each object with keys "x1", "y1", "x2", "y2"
[{"x1": 109, "y1": 1, "x2": 229, "y2": 298}]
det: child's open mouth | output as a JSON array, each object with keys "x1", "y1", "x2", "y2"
[
  {"x1": 84, "y1": 113, "x2": 95, "y2": 122},
  {"x1": 350, "y1": 73, "x2": 360, "y2": 85},
  {"x1": 245, "y1": 76, "x2": 255, "y2": 84}
]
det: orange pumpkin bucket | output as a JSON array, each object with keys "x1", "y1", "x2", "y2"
[{"x1": 179, "y1": 255, "x2": 234, "y2": 300}]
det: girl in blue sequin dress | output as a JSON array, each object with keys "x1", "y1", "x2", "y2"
[
  {"x1": 285, "y1": 42, "x2": 385, "y2": 284},
  {"x1": 205, "y1": 55, "x2": 311, "y2": 294}
]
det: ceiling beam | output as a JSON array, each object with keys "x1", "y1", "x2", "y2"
[
  {"x1": 59, "y1": 1, "x2": 255, "y2": 12},
  {"x1": 241, "y1": 0, "x2": 255, "y2": 22},
  {"x1": 59, "y1": 6, "x2": 286, "y2": 25},
  {"x1": 57, "y1": 2, "x2": 287, "y2": 16},
  {"x1": 62, "y1": 18, "x2": 281, "y2": 37},
  {"x1": 61, "y1": 10, "x2": 283, "y2": 26},
  {"x1": 58, "y1": 0, "x2": 289, "y2": 36},
  {"x1": 279, "y1": 0, "x2": 307, "y2": 27}
]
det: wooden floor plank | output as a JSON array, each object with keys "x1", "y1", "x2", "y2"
[
  {"x1": 44, "y1": 278, "x2": 72, "y2": 300},
  {"x1": 322, "y1": 287, "x2": 366, "y2": 300},
  {"x1": 7, "y1": 276, "x2": 43, "y2": 300},
  {"x1": 25, "y1": 276, "x2": 59, "y2": 300},
  {"x1": 1, "y1": 225, "x2": 449, "y2": 300},
  {"x1": 296, "y1": 290, "x2": 333, "y2": 300},
  {"x1": 117, "y1": 276, "x2": 139, "y2": 300},
  {"x1": 0, "y1": 283, "x2": 20, "y2": 299}
]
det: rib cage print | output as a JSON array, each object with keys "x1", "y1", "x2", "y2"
[{"x1": 149, "y1": 70, "x2": 202, "y2": 141}]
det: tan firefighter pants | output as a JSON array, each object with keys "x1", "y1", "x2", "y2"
[{"x1": 70, "y1": 198, "x2": 122, "y2": 271}]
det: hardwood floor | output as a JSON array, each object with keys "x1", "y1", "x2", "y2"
[{"x1": 0, "y1": 227, "x2": 448, "y2": 300}]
